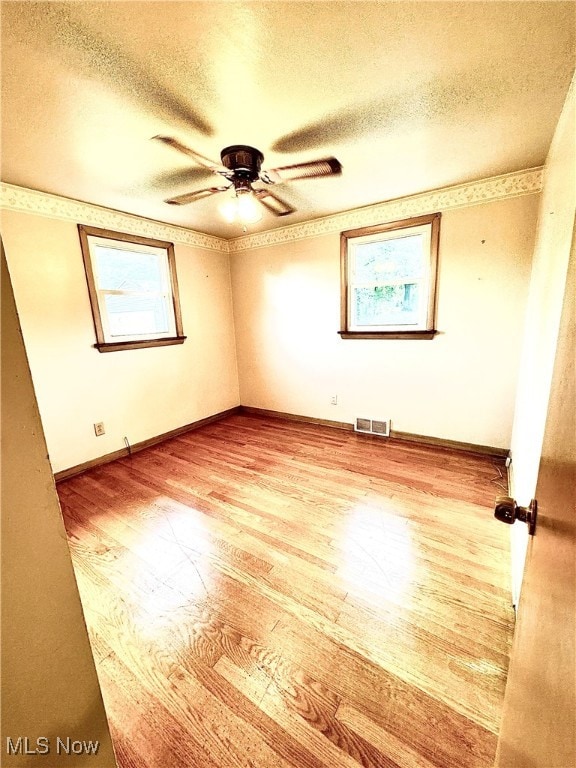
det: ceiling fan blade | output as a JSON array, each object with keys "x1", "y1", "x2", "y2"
[
  {"x1": 264, "y1": 157, "x2": 342, "y2": 183},
  {"x1": 154, "y1": 135, "x2": 227, "y2": 174},
  {"x1": 253, "y1": 188, "x2": 295, "y2": 216},
  {"x1": 165, "y1": 186, "x2": 230, "y2": 205},
  {"x1": 153, "y1": 166, "x2": 216, "y2": 190}
]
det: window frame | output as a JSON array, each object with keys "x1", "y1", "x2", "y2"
[
  {"x1": 78, "y1": 225, "x2": 185, "y2": 353},
  {"x1": 339, "y1": 213, "x2": 441, "y2": 339}
]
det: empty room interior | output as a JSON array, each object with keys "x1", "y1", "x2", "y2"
[{"x1": 2, "y1": 2, "x2": 575, "y2": 767}]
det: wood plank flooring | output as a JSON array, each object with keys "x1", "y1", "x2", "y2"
[{"x1": 57, "y1": 413, "x2": 514, "y2": 768}]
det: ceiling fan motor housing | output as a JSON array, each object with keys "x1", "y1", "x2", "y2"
[{"x1": 221, "y1": 145, "x2": 264, "y2": 182}]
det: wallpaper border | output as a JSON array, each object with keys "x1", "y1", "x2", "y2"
[
  {"x1": 0, "y1": 183, "x2": 228, "y2": 253},
  {"x1": 229, "y1": 166, "x2": 544, "y2": 251},
  {"x1": 1, "y1": 165, "x2": 542, "y2": 254}
]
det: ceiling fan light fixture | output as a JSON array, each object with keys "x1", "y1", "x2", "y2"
[
  {"x1": 219, "y1": 197, "x2": 238, "y2": 223},
  {"x1": 219, "y1": 189, "x2": 262, "y2": 225},
  {"x1": 237, "y1": 191, "x2": 262, "y2": 224}
]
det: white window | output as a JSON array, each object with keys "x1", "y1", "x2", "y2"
[
  {"x1": 340, "y1": 214, "x2": 441, "y2": 339},
  {"x1": 78, "y1": 226, "x2": 185, "y2": 352}
]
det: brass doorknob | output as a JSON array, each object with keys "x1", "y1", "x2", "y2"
[{"x1": 494, "y1": 496, "x2": 537, "y2": 535}]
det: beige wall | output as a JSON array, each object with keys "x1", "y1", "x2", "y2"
[
  {"x1": 1, "y1": 245, "x2": 117, "y2": 766},
  {"x1": 508, "y1": 76, "x2": 576, "y2": 603},
  {"x1": 231, "y1": 194, "x2": 538, "y2": 449},
  {"x1": 1, "y1": 211, "x2": 240, "y2": 473}
]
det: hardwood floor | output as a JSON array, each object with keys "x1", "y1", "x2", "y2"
[{"x1": 58, "y1": 413, "x2": 514, "y2": 768}]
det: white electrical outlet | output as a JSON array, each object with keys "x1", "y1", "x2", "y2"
[
  {"x1": 94, "y1": 422, "x2": 105, "y2": 436},
  {"x1": 330, "y1": 395, "x2": 338, "y2": 405}
]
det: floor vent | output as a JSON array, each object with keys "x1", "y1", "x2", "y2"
[{"x1": 355, "y1": 417, "x2": 391, "y2": 437}]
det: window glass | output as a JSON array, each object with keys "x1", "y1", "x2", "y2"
[
  {"x1": 103, "y1": 294, "x2": 171, "y2": 337},
  {"x1": 94, "y1": 246, "x2": 167, "y2": 292},
  {"x1": 352, "y1": 235, "x2": 424, "y2": 282},
  {"x1": 353, "y1": 283, "x2": 420, "y2": 326}
]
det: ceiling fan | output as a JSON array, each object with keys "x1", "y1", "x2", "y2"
[{"x1": 154, "y1": 136, "x2": 342, "y2": 224}]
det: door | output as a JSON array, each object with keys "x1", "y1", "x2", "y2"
[{"x1": 496, "y1": 239, "x2": 575, "y2": 765}]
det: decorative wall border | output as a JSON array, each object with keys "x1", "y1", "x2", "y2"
[
  {"x1": 2, "y1": 166, "x2": 542, "y2": 255},
  {"x1": 0, "y1": 183, "x2": 228, "y2": 253},
  {"x1": 228, "y1": 166, "x2": 543, "y2": 252}
]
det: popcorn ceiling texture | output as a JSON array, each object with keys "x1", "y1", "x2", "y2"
[{"x1": 0, "y1": 2, "x2": 572, "y2": 239}]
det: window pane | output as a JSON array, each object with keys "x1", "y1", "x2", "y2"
[
  {"x1": 353, "y1": 234, "x2": 424, "y2": 282},
  {"x1": 104, "y1": 294, "x2": 170, "y2": 336},
  {"x1": 94, "y1": 246, "x2": 165, "y2": 292},
  {"x1": 354, "y1": 283, "x2": 420, "y2": 326}
]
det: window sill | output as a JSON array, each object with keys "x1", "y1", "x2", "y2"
[
  {"x1": 338, "y1": 330, "x2": 438, "y2": 340},
  {"x1": 95, "y1": 336, "x2": 187, "y2": 353}
]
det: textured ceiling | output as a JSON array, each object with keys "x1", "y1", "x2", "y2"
[{"x1": 1, "y1": 1, "x2": 574, "y2": 239}]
